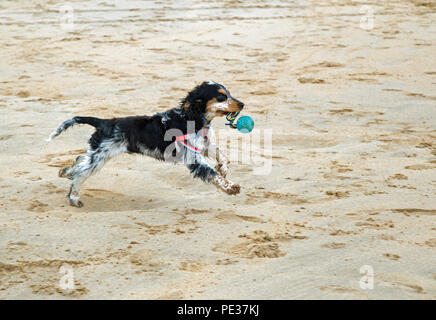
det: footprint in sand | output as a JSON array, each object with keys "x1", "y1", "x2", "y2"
[
  {"x1": 27, "y1": 176, "x2": 42, "y2": 181},
  {"x1": 355, "y1": 218, "x2": 394, "y2": 229},
  {"x1": 13, "y1": 171, "x2": 30, "y2": 176},
  {"x1": 378, "y1": 273, "x2": 426, "y2": 294},
  {"x1": 41, "y1": 149, "x2": 87, "y2": 168},
  {"x1": 213, "y1": 211, "x2": 264, "y2": 224},
  {"x1": 329, "y1": 229, "x2": 358, "y2": 236},
  {"x1": 321, "y1": 242, "x2": 346, "y2": 249},
  {"x1": 329, "y1": 108, "x2": 353, "y2": 115},
  {"x1": 305, "y1": 61, "x2": 344, "y2": 69},
  {"x1": 405, "y1": 164, "x2": 435, "y2": 170},
  {"x1": 319, "y1": 286, "x2": 368, "y2": 298},
  {"x1": 391, "y1": 209, "x2": 436, "y2": 216},
  {"x1": 246, "y1": 191, "x2": 308, "y2": 205},
  {"x1": 383, "y1": 253, "x2": 401, "y2": 261},
  {"x1": 27, "y1": 200, "x2": 51, "y2": 213},
  {"x1": 179, "y1": 260, "x2": 205, "y2": 272},
  {"x1": 298, "y1": 77, "x2": 326, "y2": 84},
  {"x1": 388, "y1": 173, "x2": 408, "y2": 180},
  {"x1": 0, "y1": 135, "x2": 13, "y2": 141},
  {"x1": 213, "y1": 230, "x2": 307, "y2": 259},
  {"x1": 16, "y1": 90, "x2": 30, "y2": 98},
  {"x1": 325, "y1": 190, "x2": 350, "y2": 198},
  {"x1": 84, "y1": 188, "x2": 126, "y2": 199},
  {"x1": 424, "y1": 239, "x2": 436, "y2": 247}
]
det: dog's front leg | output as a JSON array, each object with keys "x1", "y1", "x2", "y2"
[
  {"x1": 205, "y1": 143, "x2": 229, "y2": 178},
  {"x1": 187, "y1": 155, "x2": 239, "y2": 195},
  {"x1": 212, "y1": 173, "x2": 240, "y2": 195},
  {"x1": 215, "y1": 147, "x2": 229, "y2": 178}
]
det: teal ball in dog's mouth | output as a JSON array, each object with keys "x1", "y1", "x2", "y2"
[{"x1": 236, "y1": 116, "x2": 254, "y2": 133}]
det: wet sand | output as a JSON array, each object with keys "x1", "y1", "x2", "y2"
[{"x1": 0, "y1": 0, "x2": 435, "y2": 299}]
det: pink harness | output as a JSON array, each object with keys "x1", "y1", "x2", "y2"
[{"x1": 175, "y1": 127, "x2": 210, "y2": 154}]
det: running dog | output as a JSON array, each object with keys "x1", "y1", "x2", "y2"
[{"x1": 46, "y1": 81, "x2": 244, "y2": 207}]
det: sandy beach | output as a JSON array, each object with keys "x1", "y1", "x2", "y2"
[{"x1": 0, "y1": 0, "x2": 435, "y2": 299}]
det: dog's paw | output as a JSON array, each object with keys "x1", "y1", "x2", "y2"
[
  {"x1": 69, "y1": 199, "x2": 83, "y2": 208},
  {"x1": 59, "y1": 168, "x2": 67, "y2": 178},
  {"x1": 226, "y1": 183, "x2": 241, "y2": 195},
  {"x1": 59, "y1": 167, "x2": 73, "y2": 179},
  {"x1": 213, "y1": 175, "x2": 240, "y2": 195}
]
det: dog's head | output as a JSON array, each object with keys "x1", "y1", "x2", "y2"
[{"x1": 180, "y1": 81, "x2": 244, "y2": 121}]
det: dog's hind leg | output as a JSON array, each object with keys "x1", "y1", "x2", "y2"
[
  {"x1": 67, "y1": 150, "x2": 103, "y2": 207},
  {"x1": 59, "y1": 155, "x2": 86, "y2": 179},
  {"x1": 66, "y1": 139, "x2": 127, "y2": 207}
]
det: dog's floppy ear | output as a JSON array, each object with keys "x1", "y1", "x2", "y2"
[
  {"x1": 180, "y1": 85, "x2": 199, "y2": 110},
  {"x1": 181, "y1": 100, "x2": 190, "y2": 110},
  {"x1": 186, "y1": 98, "x2": 206, "y2": 118},
  {"x1": 180, "y1": 95, "x2": 193, "y2": 110},
  {"x1": 180, "y1": 84, "x2": 206, "y2": 116}
]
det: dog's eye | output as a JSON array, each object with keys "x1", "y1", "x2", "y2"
[{"x1": 217, "y1": 94, "x2": 227, "y2": 102}]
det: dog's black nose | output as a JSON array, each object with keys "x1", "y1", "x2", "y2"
[{"x1": 238, "y1": 102, "x2": 244, "y2": 110}]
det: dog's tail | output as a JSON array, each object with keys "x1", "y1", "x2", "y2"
[{"x1": 46, "y1": 116, "x2": 104, "y2": 142}]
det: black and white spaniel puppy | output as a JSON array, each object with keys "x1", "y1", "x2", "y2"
[{"x1": 47, "y1": 81, "x2": 244, "y2": 207}]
